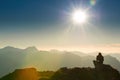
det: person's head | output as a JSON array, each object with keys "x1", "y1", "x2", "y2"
[{"x1": 99, "y1": 52, "x2": 102, "y2": 55}]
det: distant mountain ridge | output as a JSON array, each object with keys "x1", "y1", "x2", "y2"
[
  {"x1": 24, "y1": 47, "x2": 38, "y2": 52},
  {"x1": 0, "y1": 46, "x2": 120, "y2": 77}
]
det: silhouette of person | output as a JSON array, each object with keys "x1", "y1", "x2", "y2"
[{"x1": 96, "y1": 52, "x2": 104, "y2": 64}]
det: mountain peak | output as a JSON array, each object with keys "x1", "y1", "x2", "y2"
[
  {"x1": 24, "y1": 46, "x2": 38, "y2": 53},
  {"x1": 3, "y1": 46, "x2": 16, "y2": 49},
  {"x1": 2, "y1": 46, "x2": 22, "y2": 51}
]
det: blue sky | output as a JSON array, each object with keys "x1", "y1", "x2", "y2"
[{"x1": 0, "y1": 0, "x2": 120, "y2": 53}]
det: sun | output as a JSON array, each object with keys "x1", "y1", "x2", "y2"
[{"x1": 72, "y1": 10, "x2": 88, "y2": 24}]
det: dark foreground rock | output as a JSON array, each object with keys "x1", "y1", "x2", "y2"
[
  {"x1": 0, "y1": 65, "x2": 120, "y2": 80},
  {"x1": 50, "y1": 65, "x2": 120, "y2": 80}
]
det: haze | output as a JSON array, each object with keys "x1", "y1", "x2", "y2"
[{"x1": 0, "y1": 0, "x2": 120, "y2": 53}]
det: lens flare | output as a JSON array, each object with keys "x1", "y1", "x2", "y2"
[{"x1": 90, "y1": 0, "x2": 96, "y2": 6}]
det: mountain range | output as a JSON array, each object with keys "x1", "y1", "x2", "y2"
[{"x1": 0, "y1": 46, "x2": 120, "y2": 77}]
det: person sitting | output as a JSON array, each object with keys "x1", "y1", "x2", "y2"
[
  {"x1": 96, "y1": 52, "x2": 104, "y2": 64},
  {"x1": 93, "y1": 52, "x2": 104, "y2": 69}
]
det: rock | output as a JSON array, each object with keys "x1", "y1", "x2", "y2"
[
  {"x1": 0, "y1": 68, "x2": 39, "y2": 80},
  {"x1": 50, "y1": 65, "x2": 120, "y2": 80}
]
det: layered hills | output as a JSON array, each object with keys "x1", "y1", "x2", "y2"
[{"x1": 0, "y1": 46, "x2": 120, "y2": 77}]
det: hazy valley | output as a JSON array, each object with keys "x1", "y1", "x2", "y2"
[{"x1": 0, "y1": 46, "x2": 120, "y2": 77}]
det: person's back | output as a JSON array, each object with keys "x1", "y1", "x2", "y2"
[{"x1": 96, "y1": 53, "x2": 104, "y2": 64}]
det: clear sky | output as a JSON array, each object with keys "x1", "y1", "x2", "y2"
[{"x1": 0, "y1": 0, "x2": 120, "y2": 53}]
